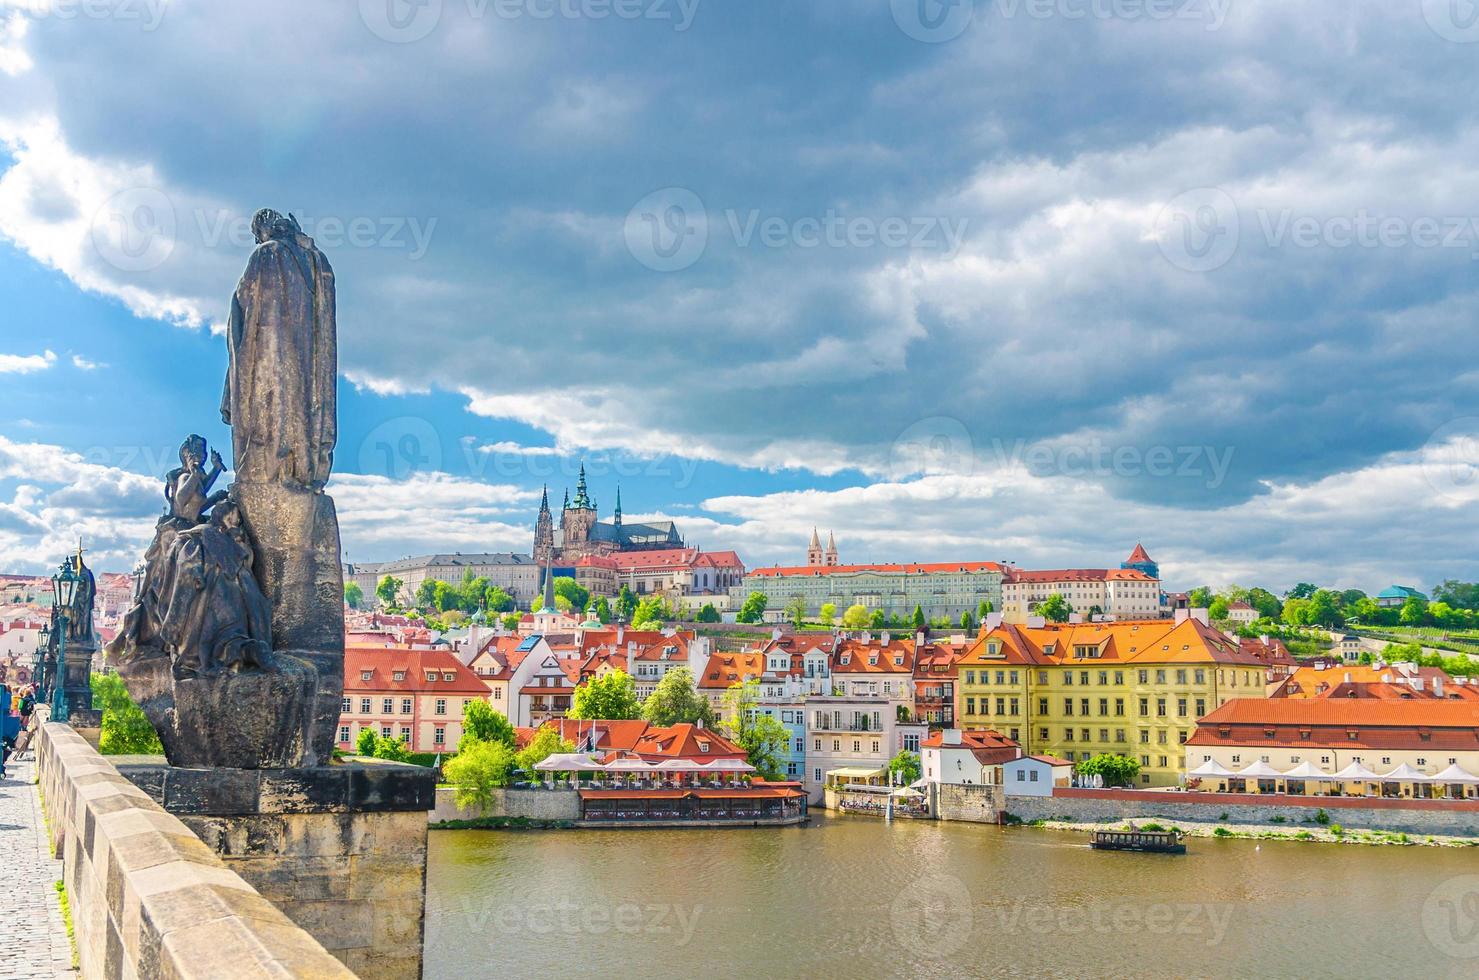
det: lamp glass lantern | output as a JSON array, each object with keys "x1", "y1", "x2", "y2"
[{"x1": 54, "y1": 560, "x2": 79, "y2": 610}]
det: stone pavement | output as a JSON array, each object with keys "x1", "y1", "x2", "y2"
[{"x1": 0, "y1": 755, "x2": 75, "y2": 979}]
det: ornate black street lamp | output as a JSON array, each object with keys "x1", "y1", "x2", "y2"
[{"x1": 50, "y1": 558, "x2": 80, "y2": 721}]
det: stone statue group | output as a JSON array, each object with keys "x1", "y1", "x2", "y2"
[{"x1": 107, "y1": 209, "x2": 345, "y2": 769}]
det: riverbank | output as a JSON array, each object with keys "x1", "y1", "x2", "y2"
[{"x1": 1019, "y1": 815, "x2": 1479, "y2": 848}]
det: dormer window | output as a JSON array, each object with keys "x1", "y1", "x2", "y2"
[
  {"x1": 393, "y1": 671, "x2": 405, "y2": 681},
  {"x1": 425, "y1": 672, "x2": 437, "y2": 682},
  {"x1": 443, "y1": 672, "x2": 455, "y2": 682},
  {"x1": 360, "y1": 670, "x2": 373, "y2": 681}
]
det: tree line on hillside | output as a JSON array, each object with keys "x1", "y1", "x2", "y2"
[{"x1": 1184, "y1": 579, "x2": 1479, "y2": 631}]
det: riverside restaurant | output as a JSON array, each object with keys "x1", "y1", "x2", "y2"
[
  {"x1": 532, "y1": 753, "x2": 809, "y2": 825},
  {"x1": 1186, "y1": 698, "x2": 1479, "y2": 800}
]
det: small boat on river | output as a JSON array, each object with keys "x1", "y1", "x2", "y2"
[{"x1": 1089, "y1": 828, "x2": 1186, "y2": 854}]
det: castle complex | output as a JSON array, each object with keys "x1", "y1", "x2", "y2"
[{"x1": 533, "y1": 464, "x2": 684, "y2": 564}]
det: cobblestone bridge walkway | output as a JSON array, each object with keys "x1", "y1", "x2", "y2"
[{"x1": 0, "y1": 755, "x2": 75, "y2": 978}]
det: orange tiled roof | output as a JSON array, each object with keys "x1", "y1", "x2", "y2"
[
  {"x1": 700, "y1": 651, "x2": 765, "y2": 689},
  {"x1": 1189, "y1": 698, "x2": 1479, "y2": 750},
  {"x1": 344, "y1": 648, "x2": 489, "y2": 695},
  {"x1": 629, "y1": 723, "x2": 748, "y2": 762},
  {"x1": 748, "y1": 561, "x2": 1006, "y2": 578},
  {"x1": 959, "y1": 618, "x2": 1263, "y2": 668},
  {"x1": 832, "y1": 637, "x2": 915, "y2": 673},
  {"x1": 1003, "y1": 568, "x2": 1155, "y2": 583}
]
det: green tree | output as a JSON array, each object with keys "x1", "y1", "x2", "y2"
[
  {"x1": 1281, "y1": 597, "x2": 1312, "y2": 626},
  {"x1": 1431, "y1": 579, "x2": 1479, "y2": 611},
  {"x1": 977, "y1": 599, "x2": 993, "y2": 620},
  {"x1": 1399, "y1": 595, "x2": 1430, "y2": 626},
  {"x1": 553, "y1": 577, "x2": 590, "y2": 615},
  {"x1": 459, "y1": 573, "x2": 491, "y2": 612},
  {"x1": 483, "y1": 586, "x2": 515, "y2": 613},
  {"x1": 554, "y1": 593, "x2": 574, "y2": 613},
  {"x1": 642, "y1": 666, "x2": 715, "y2": 727},
  {"x1": 91, "y1": 674, "x2": 164, "y2": 755},
  {"x1": 1037, "y1": 594, "x2": 1072, "y2": 623},
  {"x1": 911, "y1": 605, "x2": 926, "y2": 630},
  {"x1": 736, "y1": 591, "x2": 768, "y2": 624},
  {"x1": 889, "y1": 750, "x2": 922, "y2": 786},
  {"x1": 719, "y1": 680, "x2": 789, "y2": 780},
  {"x1": 1187, "y1": 586, "x2": 1213, "y2": 609},
  {"x1": 460, "y1": 699, "x2": 516, "y2": 751},
  {"x1": 343, "y1": 581, "x2": 363, "y2": 609},
  {"x1": 870, "y1": 609, "x2": 887, "y2": 629},
  {"x1": 631, "y1": 595, "x2": 674, "y2": 630},
  {"x1": 592, "y1": 596, "x2": 613, "y2": 623},
  {"x1": 842, "y1": 604, "x2": 871, "y2": 629},
  {"x1": 415, "y1": 579, "x2": 439, "y2": 609},
  {"x1": 569, "y1": 669, "x2": 643, "y2": 720},
  {"x1": 355, "y1": 726, "x2": 378, "y2": 756},
  {"x1": 695, "y1": 603, "x2": 721, "y2": 623},
  {"x1": 959, "y1": 611, "x2": 975, "y2": 631},
  {"x1": 375, "y1": 574, "x2": 402, "y2": 608},
  {"x1": 1248, "y1": 587, "x2": 1282, "y2": 621},
  {"x1": 1075, "y1": 753, "x2": 1140, "y2": 787},
  {"x1": 785, "y1": 594, "x2": 807, "y2": 628},
  {"x1": 443, "y1": 739, "x2": 517, "y2": 813},
  {"x1": 1307, "y1": 589, "x2": 1344, "y2": 627},
  {"x1": 500, "y1": 612, "x2": 522, "y2": 631},
  {"x1": 819, "y1": 602, "x2": 837, "y2": 625},
  {"x1": 515, "y1": 725, "x2": 575, "y2": 775},
  {"x1": 616, "y1": 584, "x2": 638, "y2": 622},
  {"x1": 1349, "y1": 597, "x2": 1381, "y2": 624},
  {"x1": 1286, "y1": 582, "x2": 1318, "y2": 600},
  {"x1": 1208, "y1": 597, "x2": 1230, "y2": 621},
  {"x1": 373, "y1": 734, "x2": 412, "y2": 763}
]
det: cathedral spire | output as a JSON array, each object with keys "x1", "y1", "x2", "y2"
[
  {"x1": 572, "y1": 463, "x2": 591, "y2": 509},
  {"x1": 614, "y1": 485, "x2": 622, "y2": 526},
  {"x1": 539, "y1": 484, "x2": 550, "y2": 514}
]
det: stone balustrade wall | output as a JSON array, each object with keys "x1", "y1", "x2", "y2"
[
  {"x1": 430, "y1": 786, "x2": 581, "y2": 824},
  {"x1": 35, "y1": 722, "x2": 355, "y2": 980}
]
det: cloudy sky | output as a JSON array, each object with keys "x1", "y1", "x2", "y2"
[{"x1": 0, "y1": 0, "x2": 1476, "y2": 592}]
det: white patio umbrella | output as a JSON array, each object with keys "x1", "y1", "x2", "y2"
[
  {"x1": 1331, "y1": 760, "x2": 1380, "y2": 781},
  {"x1": 1236, "y1": 760, "x2": 1287, "y2": 778},
  {"x1": 533, "y1": 753, "x2": 604, "y2": 772},
  {"x1": 1282, "y1": 760, "x2": 1338, "y2": 780},
  {"x1": 1188, "y1": 759, "x2": 1236, "y2": 778},
  {"x1": 1377, "y1": 762, "x2": 1435, "y2": 782},
  {"x1": 1431, "y1": 762, "x2": 1479, "y2": 784}
]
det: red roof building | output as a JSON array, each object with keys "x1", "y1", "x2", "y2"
[{"x1": 339, "y1": 647, "x2": 489, "y2": 754}]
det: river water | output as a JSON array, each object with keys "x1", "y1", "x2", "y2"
[{"x1": 423, "y1": 812, "x2": 1479, "y2": 979}]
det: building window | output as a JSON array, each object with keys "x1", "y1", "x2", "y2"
[
  {"x1": 435, "y1": 698, "x2": 447, "y2": 715},
  {"x1": 360, "y1": 698, "x2": 371, "y2": 714},
  {"x1": 380, "y1": 726, "x2": 391, "y2": 738},
  {"x1": 338, "y1": 726, "x2": 349, "y2": 742},
  {"x1": 382, "y1": 698, "x2": 394, "y2": 714},
  {"x1": 434, "y1": 727, "x2": 445, "y2": 745},
  {"x1": 494, "y1": 688, "x2": 502, "y2": 700},
  {"x1": 341, "y1": 697, "x2": 351, "y2": 713},
  {"x1": 402, "y1": 697, "x2": 413, "y2": 714}
]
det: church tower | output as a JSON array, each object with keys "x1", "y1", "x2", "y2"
[
  {"x1": 533, "y1": 485, "x2": 554, "y2": 564},
  {"x1": 825, "y1": 530, "x2": 839, "y2": 566},
  {"x1": 563, "y1": 463, "x2": 598, "y2": 557},
  {"x1": 807, "y1": 528, "x2": 823, "y2": 566}
]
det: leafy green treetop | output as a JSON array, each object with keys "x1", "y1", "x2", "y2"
[{"x1": 569, "y1": 669, "x2": 643, "y2": 720}]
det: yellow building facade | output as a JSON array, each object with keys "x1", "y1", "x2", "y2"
[{"x1": 956, "y1": 618, "x2": 1271, "y2": 787}]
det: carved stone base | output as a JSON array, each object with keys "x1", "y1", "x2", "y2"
[
  {"x1": 119, "y1": 651, "x2": 320, "y2": 769},
  {"x1": 233, "y1": 481, "x2": 344, "y2": 766},
  {"x1": 116, "y1": 761, "x2": 436, "y2": 980}
]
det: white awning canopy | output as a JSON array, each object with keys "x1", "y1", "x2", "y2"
[
  {"x1": 533, "y1": 753, "x2": 605, "y2": 772},
  {"x1": 1187, "y1": 759, "x2": 1236, "y2": 778},
  {"x1": 1236, "y1": 760, "x2": 1286, "y2": 778},
  {"x1": 1331, "y1": 760, "x2": 1381, "y2": 781},
  {"x1": 1431, "y1": 763, "x2": 1479, "y2": 784},
  {"x1": 1282, "y1": 761, "x2": 1338, "y2": 780},
  {"x1": 1378, "y1": 763, "x2": 1434, "y2": 783}
]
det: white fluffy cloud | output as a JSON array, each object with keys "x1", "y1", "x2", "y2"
[{"x1": 0, "y1": 348, "x2": 54, "y2": 372}]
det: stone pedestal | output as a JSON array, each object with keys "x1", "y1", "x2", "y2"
[
  {"x1": 234, "y1": 482, "x2": 345, "y2": 766},
  {"x1": 117, "y1": 760, "x2": 436, "y2": 980}
]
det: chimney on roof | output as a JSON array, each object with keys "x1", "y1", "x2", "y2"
[
  {"x1": 1343, "y1": 672, "x2": 1352, "y2": 684},
  {"x1": 1435, "y1": 676, "x2": 1444, "y2": 697},
  {"x1": 944, "y1": 728, "x2": 962, "y2": 744},
  {"x1": 881, "y1": 631, "x2": 891, "y2": 646},
  {"x1": 1380, "y1": 672, "x2": 1391, "y2": 684},
  {"x1": 1026, "y1": 616, "x2": 1046, "y2": 629},
  {"x1": 986, "y1": 612, "x2": 1003, "y2": 630},
  {"x1": 616, "y1": 626, "x2": 624, "y2": 645},
  {"x1": 1174, "y1": 609, "x2": 1189, "y2": 624},
  {"x1": 1190, "y1": 608, "x2": 1209, "y2": 625},
  {"x1": 915, "y1": 630, "x2": 925, "y2": 649},
  {"x1": 1068, "y1": 613, "x2": 1082, "y2": 624}
]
